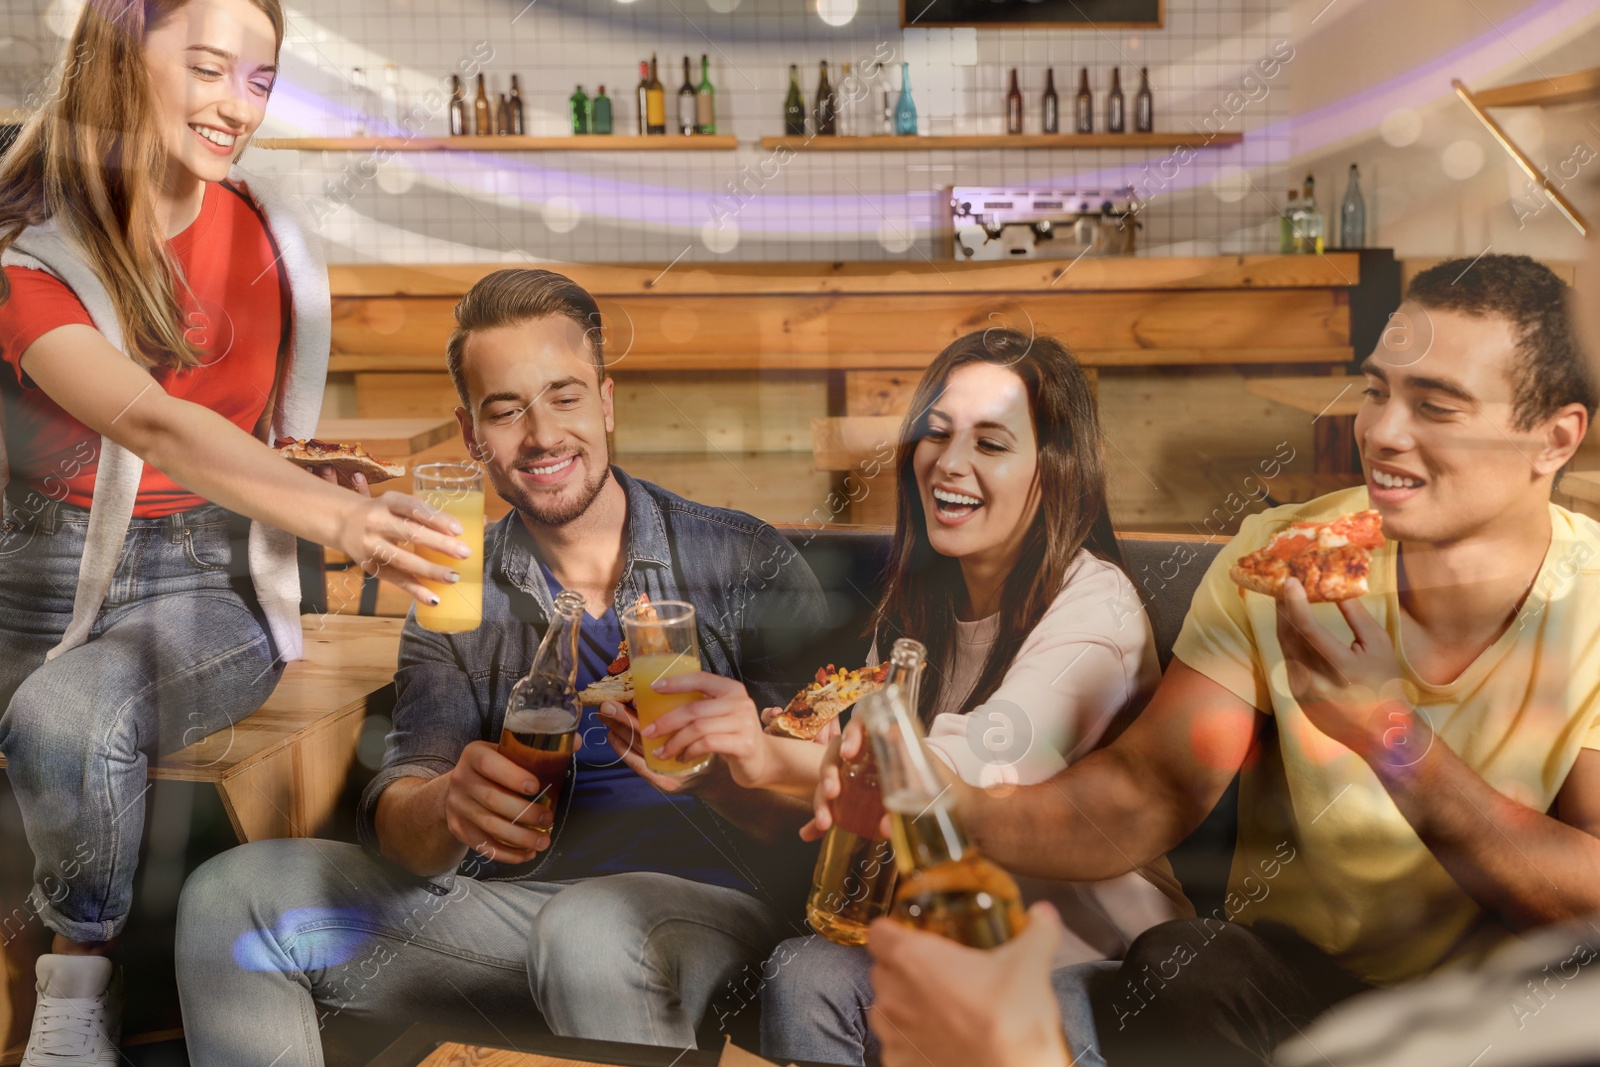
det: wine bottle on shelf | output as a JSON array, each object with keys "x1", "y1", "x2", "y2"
[
  {"x1": 592, "y1": 85, "x2": 614, "y2": 135},
  {"x1": 1299, "y1": 172, "x2": 1323, "y2": 253},
  {"x1": 814, "y1": 60, "x2": 838, "y2": 136},
  {"x1": 349, "y1": 67, "x2": 370, "y2": 136},
  {"x1": 1074, "y1": 67, "x2": 1092, "y2": 134},
  {"x1": 473, "y1": 73, "x2": 491, "y2": 136},
  {"x1": 509, "y1": 74, "x2": 526, "y2": 135},
  {"x1": 645, "y1": 54, "x2": 667, "y2": 135},
  {"x1": 860, "y1": 683, "x2": 1026, "y2": 948},
  {"x1": 894, "y1": 62, "x2": 917, "y2": 136},
  {"x1": 635, "y1": 60, "x2": 650, "y2": 136},
  {"x1": 882, "y1": 89, "x2": 894, "y2": 135},
  {"x1": 1340, "y1": 164, "x2": 1366, "y2": 249},
  {"x1": 447, "y1": 74, "x2": 467, "y2": 136},
  {"x1": 569, "y1": 85, "x2": 590, "y2": 135},
  {"x1": 678, "y1": 55, "x2": 696, "y2": 135},
  {"x1": 497, "y1": 92, "x2": 512, "y2": 135},
  {"x1": 380, "y1": 63, "x2": 402, "y2": 132},
  {"x1": 1107, "y1": 68, "x2": 1125, "y2": 133},
  {"x1": 838, "y1": 61, "x2": 855, "y2": 136},
  {"x1": 1280, "y1": 189, "x2": 1301, "y2": 254},
  {"x1": 695, "y1": 55, "x2": 716, "y2": 134},
  {"x1": 1042, "y1": 67, "x2": 1059, "y2": 134},
  {"x1": 1135, "y1": 66, "x2": 1154, "y2": 133},
  {"x1": 1005, "y1": 68, "x2": 1023, "y2": 135},
  {"x1": 784, "y1": 64, "x2": 807, "y2": 136}
]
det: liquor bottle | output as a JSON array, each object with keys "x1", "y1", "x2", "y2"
[
  {"x1": 1042, "y1": 67, "x2": 1059, "y2": 134},
  {"x1": 348, "y1": 67, "x2": 370, "y2": 136},
  {"x1": 1299, "y1": 172, "x2": 1323, "y2": 253},
  {"x1": 1107, "y1": 68, "x2": 1125, "y2": 133},
  {"x1": 1280, "y1": 189, "x2": 1301, "y2": 254},
  {"x1": 509, "y1": 74, "x2": 526, "y2": 135},
  {"x1": 380, "y1": 63, "x2": 402, "y2": 132},
  {"x1": 1005, "y1": 68, "x2": 1023, "y2": 135},
  {"x1": 894, "y1": 62, "x2": 917, "y2": 136},
  {"x1": 645, "y1": 54, "x2": 667, "y2": 135},
  {"x1": 695, "y1": 55, "x2": 716, "y2": 135},
  {"x1": 447, "y1": 74, "x2": 467, "y2": 136},
  {"x1": 784, "y1": 64, "x2": 807, "y2": 136},
  {"x1": 635, "y1": 60, "x2": 650, "y2": 136},
  {"x1": 814, "y1": 60, "x2": 838, "y2": 136},
  {"x1": 592, "y1": 85, "x2": 614, "y2": 135},
  {"x1": 678, "y1": 55, "x2": 696, "y2": 135},
  {"x1": 497, "y1": 93, "x2": 512, "y2": 135},
  {"x1": 861, "y1": 683, "x2": 1026, "y2": 948},
  {"x1": 882, "y1": 89, "x2": 894, "y2": 135},
  {"x1": 1074, "y1": 67, "x2": 1093, "y2": 134},
  {"x1": 1135, "y1": 66, "x2": 1154, "y2": 133},
  {"x1": 500, "y1": 590, "x2": 585, "y2": 816},
  {"x1": 1340, "y1": 164, "x2": 1366, "y2": 249},
  {"x1": 473, "y1": 73, "x2": 491, "y2": 136},
  {"x1": 806, "y1": 639, "x2": 927, "y2": 946},
  {"x1": 837, "y1": 61, "x2": 855, "y2": 136},
  {"x1": 569, "y1": 85, "x2": 590, "y2": 135}
]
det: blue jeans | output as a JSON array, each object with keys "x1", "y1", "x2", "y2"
[
  {"x1": 176, "y1": 838, "x2": 792, "y2": 1066},
  {"x1": 759, "y1": 935, "x2": 1114, "y2": 1067},
  {"x1": 0, "y1": 490, "x2": 282, "y2": 942}
]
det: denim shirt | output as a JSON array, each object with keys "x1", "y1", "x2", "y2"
[{"x1": 357, "y1": 467, "x2": 827, "y2": 915}]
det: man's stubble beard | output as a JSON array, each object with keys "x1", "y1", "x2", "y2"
[{"x1": 497, "y1": 450, "x2": 614, "y2": 528}]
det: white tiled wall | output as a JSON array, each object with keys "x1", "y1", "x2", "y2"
[{"x1": 2, "y1": 0, "x2": 1294, "y2": 264}]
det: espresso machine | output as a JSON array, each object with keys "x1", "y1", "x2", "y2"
[{"x1": 950, "y1": 187, "x2": 1140, "y2": 260}]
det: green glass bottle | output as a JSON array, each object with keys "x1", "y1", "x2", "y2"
[
  {"x1": 592, "y1": 85, "x2": 613, "y2": 135},
  {"x1": 695, "y1": 55, "x2": 716, "y2": 135},
  {"x1": 569, "y1": 84, "x2": 590, "y2": 135}
]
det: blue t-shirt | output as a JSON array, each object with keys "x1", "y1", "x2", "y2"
[{"x1": 534, "y1": 561, "x2": 754, "y2": 892}]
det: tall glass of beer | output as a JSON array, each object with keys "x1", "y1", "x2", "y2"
[
  {"x1": 622, "y1": 599, "x2": 711, "y2": 777},
  {"x1": 413, "y1": 462, "x2": 484, "y2": 632}
]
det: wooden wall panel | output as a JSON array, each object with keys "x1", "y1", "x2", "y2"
[{"x1": 610, "y1": 373, "x2": 825, "y2": 455}]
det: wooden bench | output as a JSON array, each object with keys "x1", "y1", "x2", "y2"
[{"x1": 0, "y1": 614, "x2": 401, "y2": 843}]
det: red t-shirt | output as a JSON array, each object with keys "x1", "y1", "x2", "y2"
[{"x1": 0, "y1": 182, "x2": 287, "y2": 517}]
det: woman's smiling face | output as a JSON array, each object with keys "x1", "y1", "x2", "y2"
[{"x1": 912, "y1": 361, "x2": 1041, "y2": 568}]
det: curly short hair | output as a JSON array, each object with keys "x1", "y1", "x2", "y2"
[
  {"x1": 1406, "y1": 254, "x2": 1595, "y2": 431},
  {"x1": 445, "y1": 269, "x2": 605, "y2": 405}
]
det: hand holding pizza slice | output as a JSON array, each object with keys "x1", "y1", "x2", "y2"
[{"x1": 1230, "y1": 510, "x2": 1385, "y2": 603}]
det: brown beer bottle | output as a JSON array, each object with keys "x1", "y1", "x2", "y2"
[
  {"x1": 860, "y1": 684, "x2": 1026, "y2": 948},
  {"x1": 499, "y1": 590, "x2": 585, "y2": 815},
  {"x1": 473, "y1": 73, "x2": 492, "y2": 136},
  {"x1": 806, "y1": 638, "x2": 926, "y2": 945}
]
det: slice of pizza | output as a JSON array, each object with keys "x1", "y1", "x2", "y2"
[
  {"x1": 274, "y1": 437, "x2": 406, "y2": 484},
  {"x1": 766, "y1": 662, "x2": 894, "y2": 741},
  {"x1": 578, "y1": 594, "x2": 652, "y2": 706},
  {"x1": 1230, "y1": 509, "x2": 1385, "y2": 603}
]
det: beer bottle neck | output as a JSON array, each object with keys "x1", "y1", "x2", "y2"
[{"x1": 530, "y1": 592, "x2": 584, "y2": 687}]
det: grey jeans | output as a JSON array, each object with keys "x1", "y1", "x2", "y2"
[
  {"x1": 758, "y1": 934, "x2": 1114, "y2": 1066},
  {"x1": 0, "y1": 491, "x2": 282, "y2": 942},
  {"x1": 175, "y1": 838, "x2": 792, "y2": 1066}
]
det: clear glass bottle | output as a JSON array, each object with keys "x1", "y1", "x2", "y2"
[
  {"x1": 860, "y1": 681, "x2": 1026, "y2": 949},
  {"x1": 894, "y1": 62, "x2": 918, "y2": 136},
  {"x1": 348, "y1": 67, "x2": 370, "y2": 137},
  {"x1": 500, "y1": 590, "x2": 585, "y2": 816},
  {"x1": 806, "y1": 639, "x2": 926, "y2": 945},
  {"x1": 1280, "y1": 189, "x2": 1301, "y2": 254},
  {"x1": 1340, "y1": 164, "x2": 1366, "y2": 249},
  {"x1": 1298, "y1": 172, "x2": 1323, "y2": 253}
]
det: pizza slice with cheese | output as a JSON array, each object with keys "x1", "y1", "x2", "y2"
[
  {"x1": 577, "y1": 594, "x2": 654, "y2": 706},
  {"x1": 1230, "y1": 509, "x2": 1385, "y2": 603},
  {"x1": 766, "y1": 662, "x2": 894, "y2": 741},
  {"x1": 274, "y1": 437, "x2": 406, "y2": 484}
]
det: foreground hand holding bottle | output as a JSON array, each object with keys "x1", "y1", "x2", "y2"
[
  {"x1": 859, "y1": 681, "x2": 1026, "y2": 947},
  {"x1": 498, "y1": 589, "x2": 586, "y2": 818}
]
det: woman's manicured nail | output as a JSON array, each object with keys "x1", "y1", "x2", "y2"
[{"x1": 448, "y1": 571, "x2": 461, "y2": 584}]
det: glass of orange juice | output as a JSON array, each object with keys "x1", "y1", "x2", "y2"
[
  {"x1": 413, "y1": 462, "x2": 484, "y2": 633},
  {"x1": 621, "y1": 599, "x2": 710, "y2": 777}
]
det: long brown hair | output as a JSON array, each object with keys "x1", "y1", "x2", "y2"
[
  {"x1": 0, "y1": 0, "x2": 285, "y2": 370},
  {"x1": 871, "y1": 328, "x2": 1125, "y2": 722}
]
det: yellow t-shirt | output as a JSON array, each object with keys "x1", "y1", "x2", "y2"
[{"x1": 1172, "y1": 486, "x2": 1600, "y2": 986}]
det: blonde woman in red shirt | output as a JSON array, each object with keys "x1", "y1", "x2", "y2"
[{"x1": 0, "y1": 2, "x2": 466, "y2": 1059}]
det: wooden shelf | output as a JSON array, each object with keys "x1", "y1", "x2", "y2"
[
  {"x1": 757, "y1": 132, "x2": 1242, "y2": 151},
  {"x1": 1471, "y1": 68, "x2": 1600, "y2": 108},
  {"x1": 254, "y1": 133, "x2": 738, "y2": 151}
]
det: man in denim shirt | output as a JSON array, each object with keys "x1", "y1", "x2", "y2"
[{"x1": 175, "y1": 269, "x2": 827, "y2": 1064}]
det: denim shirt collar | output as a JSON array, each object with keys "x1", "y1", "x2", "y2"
[{"x1": 491, "y1": 466, "x2": 672, "y2": 620}]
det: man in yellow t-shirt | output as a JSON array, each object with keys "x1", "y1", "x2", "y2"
[{"x1": 866, "y1": 253, "x2": 1600, "y2": 1067}]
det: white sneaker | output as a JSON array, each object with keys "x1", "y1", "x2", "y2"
[{"x1": 22, "y1": 954, "x2": 121, "y2": 1067}]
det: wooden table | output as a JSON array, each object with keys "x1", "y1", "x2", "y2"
[
  {"x1": 1243, "y1": 375, "x2": 1366, "y2": 473},
  {"x1": 367, "y1": 1025, "x2": 832, "y2": 1067}
]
